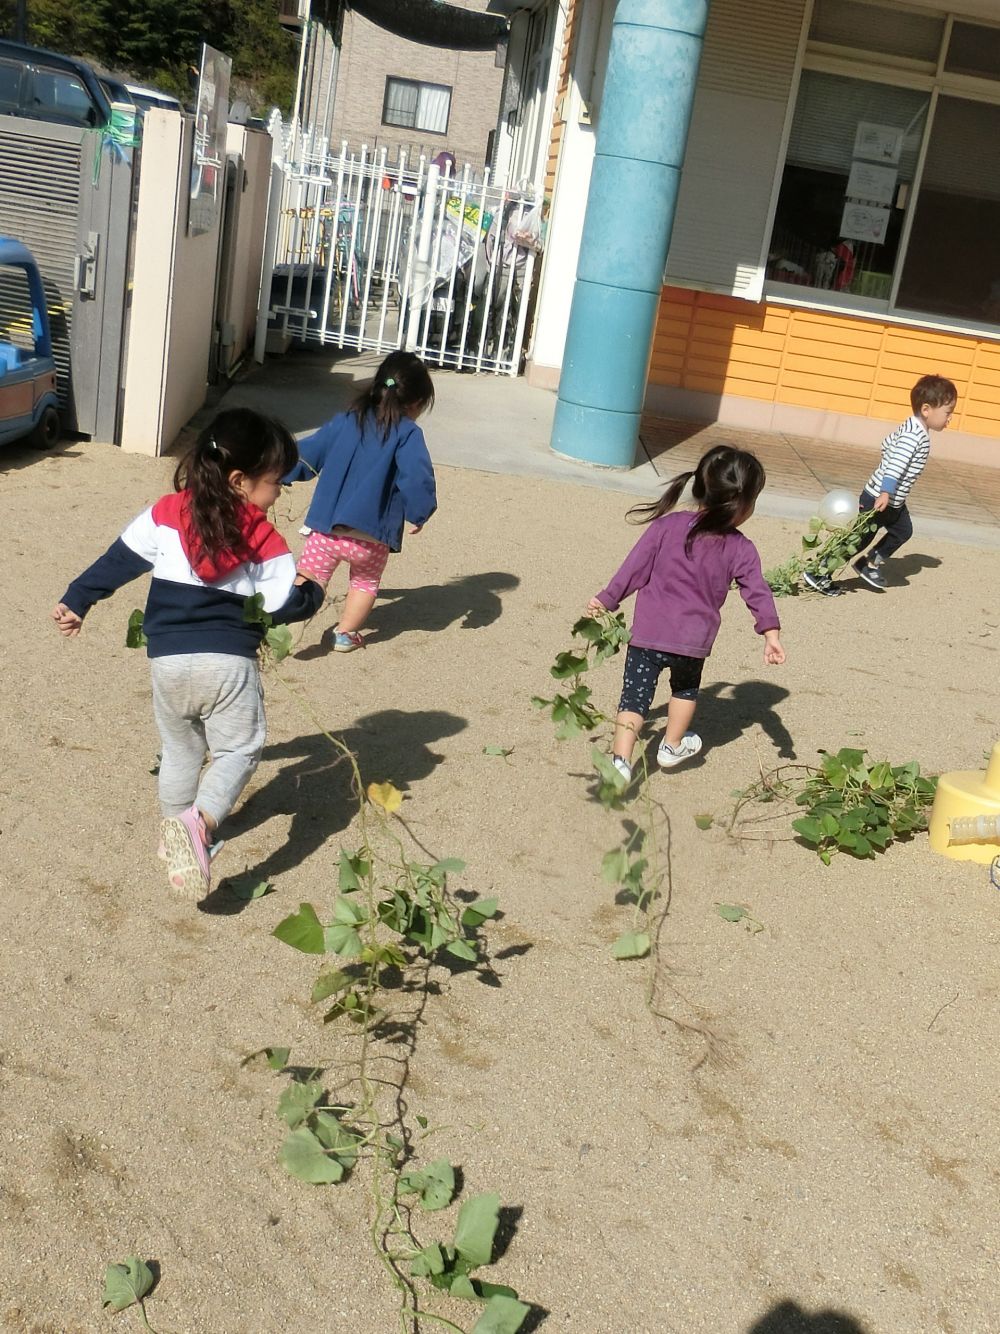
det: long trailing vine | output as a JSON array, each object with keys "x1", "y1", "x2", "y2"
[
  {"x1": 765, "y1": 510, "x2": 877, "y2": 596},
  {"x1": 532, "y1": 611, "x2": 668, "y2": 963},
  {"x1": 123, "y1": 602, "x2": 533, "y2": 1334},
  {"x1": 727, "y1": 746, "x2": 937, "y2": 864}
]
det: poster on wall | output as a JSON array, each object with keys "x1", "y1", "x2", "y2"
[
  {"x1": 840, "y1": 201, "x2": 891, "y2": 245},
  {"x1": 853, "y1": 121, "x2": 903, "y2": 165},
  {"x1": 846, "y1": 160, "x2": 897, "y2": 207},
  {"x1": 188, "y1": 43, "x2": 232, "y2": 236}
]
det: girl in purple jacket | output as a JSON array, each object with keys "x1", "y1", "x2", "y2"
[{"x1": 589, "y1": 446, "x2": 786, "y2": 781}]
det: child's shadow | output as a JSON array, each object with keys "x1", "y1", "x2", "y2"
[
  {"x1": 649, "y1": 679, "x2": 794, "y2": 762},
  {"x1": 877, "y1": 552, "x2": 941, "y2": 587},
  {"x1": 295, "y1": 572, "x2": 520, "y2": 659},
  {"x1": 205, "y1": 708, "x2": 467, "y2": 909},
  {"x1": 366, "y1": 572, "x2": 520, "y2": 641}
]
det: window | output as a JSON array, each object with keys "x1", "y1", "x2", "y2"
[
  {"x1": 767, "y1": 72, "x2": 928, "y2": 301},
  {"x1": 896, "y1": 97, "x2": 1000, "y2": 323},
  {"x1": 382, "y1": 77, "x2": 451, "y2": 136},
  {"x1": 29, "y1": 67, "x2": 99, "y2": 127},
  {"x1": 764, "y1": 2, "x2": 1000, "y2": 331},
  {"x1": 0, "y1": 58, "x2": 24, "y2": 114}
]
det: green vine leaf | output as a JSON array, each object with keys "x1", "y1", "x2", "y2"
[
  {"x1": 472, "y1": 1294, "x2": 531, "y2": 1332},
  {"x1": 612, "y1": 929, "x2": 650, "y2": 960},
  {"x1": 265, "y1": 624, "x2": 293, "y2": 661},
  {"x1": 483, "y1": 744, "x2": 514, "y2": 757},
  {"x1": 398, "y1": 1158, "x2": 456, "y2": 1211},
  {"x1": 125, "y1": 609, "x2": 147, "y2": 649},
  {"x1": 454, "y1": 1192, "x2": 500, "y2": 1267},
  {"x1": 227, "y1": 875, "x2": 274, "y2": 901},
  {"x1": 279, "y1": 1126, "x2": 345, "y2": 1184},
  {"x1": 240, "y1": 1045, "x2": 291, "y2": 1071},
  {"x1": 411, "y1": 1242, "x2": 447, "y2": 1277},
  {"x1": 273, "y1": 903, "x2": 325, "y2": 954},
  {"x1": 102, "y1": 1255, "x2": 154, "y2": 1312},
  {"x1": 460, "y1": 897, "x2": 499, "y2": 928},
  {"x1": 338, "y1": 850, "x2": 369, "y2": 892},
  {"x1": 276, "y1": 1080, "x2": 323, "y2": 1128}
]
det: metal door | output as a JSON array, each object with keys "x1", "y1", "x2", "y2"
[{"x1": 0, "y1": 115, "x2": 135, "y2": 439}]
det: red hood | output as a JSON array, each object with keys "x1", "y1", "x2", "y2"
[{"x1": 153, "y1": 491, "x2": 288, "y2": 582}]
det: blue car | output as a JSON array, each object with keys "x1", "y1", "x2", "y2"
[{"x1": 0, "y1": 236, "x2": 60, "y2": 449}]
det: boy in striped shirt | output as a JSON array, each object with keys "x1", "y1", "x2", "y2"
[{"x1": 805, "y1": 374, "x2": 957, "y2": 595}]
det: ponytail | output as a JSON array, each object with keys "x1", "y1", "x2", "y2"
[
  {"x1": 626, "y1": 446, "x2": 765, "y2": 555},
  {"x1": 627, "y1": 470, "x2": 694, "y2": 526},
  {"x1": 351, "y1": 351, "x2": 435, "y2": 441},
  {"x1": 174, "y1": 408, "x2": 298, "y2": 566}
]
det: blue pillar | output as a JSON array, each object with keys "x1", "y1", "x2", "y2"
[{"x1": 551, "y1": 0, "x2": 708, "y2": 468}]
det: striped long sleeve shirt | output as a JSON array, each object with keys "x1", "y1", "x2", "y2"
[{"x1": 864, "y1": 415, "x2": 930, "y2": 508}]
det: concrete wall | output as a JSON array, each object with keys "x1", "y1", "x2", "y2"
[
  {"x1": 121, "y1": 110, "x2": 220, "y2": 456},
  {"x1": 330, "y1": 1, "x2": 504, "y2": 168}
]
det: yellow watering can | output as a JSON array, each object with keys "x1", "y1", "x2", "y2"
[{"x1": 928, "y1": 741, "x2": 1000, "y2": 863}]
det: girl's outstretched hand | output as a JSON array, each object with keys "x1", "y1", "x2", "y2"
[
  {"x1": 52, "y1": 603, "x2": 83, "y2": 637},
  {"x1": 763, "y1": 630, "x2": 785, "y2": 665},
  {"x1": 586, "y1": 596, "x2": 608, "y2": 616},
  {"x1": 410, "y1": 524, "x2": 424, "y2": 534}
]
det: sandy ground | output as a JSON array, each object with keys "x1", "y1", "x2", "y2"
[{"x1": 1, "y1": 433, "x2": 999, "y2": 1334}]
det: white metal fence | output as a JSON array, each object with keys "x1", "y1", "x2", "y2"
[{"x1": 259, "y1": 119, "x2": 541, "y2": 375}]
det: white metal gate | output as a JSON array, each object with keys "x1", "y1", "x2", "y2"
[{"x1": 259, "y1": 119, "x2": 541, "y2": 375}]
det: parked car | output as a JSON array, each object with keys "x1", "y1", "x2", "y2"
[
  {"x1": 0, "y1": 39, "x2": 112, "y2": 129},
  {"x1": 126, "y1": 84, "x2": 184, "y2": 114},
  {"x1": 0, "y1": 236, "x2": 60, "y2": 450},
  {"x1": 98, "y1": 73, "x2": 137, "y2": 107}
]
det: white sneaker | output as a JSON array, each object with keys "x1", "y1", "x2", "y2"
[
  {"x1": 611, "y1": 755, "x2": 632, "y2": 781},
  {"x1": 656, "y1": 732, "x2": 703, "y2": 769}
]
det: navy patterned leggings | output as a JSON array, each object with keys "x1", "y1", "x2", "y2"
[{"x1": 618, "y1": 646, "x2": 705, "y2": 718}]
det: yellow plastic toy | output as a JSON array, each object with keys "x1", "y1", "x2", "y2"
[{"x1": 928, "y1": 740, "x2": 1000, "y2": 863}]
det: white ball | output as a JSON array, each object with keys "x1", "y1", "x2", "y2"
[{"x1": 817, "y1": 488, "x2": 857, "y2": 528}]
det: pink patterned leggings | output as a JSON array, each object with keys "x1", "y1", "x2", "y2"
[{"x1": 298, "y1": 531, "x2": 390, "y2": 595}]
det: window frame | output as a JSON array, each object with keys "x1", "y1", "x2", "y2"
[
  {"x1": 762, "y1": 2, "x2": 1000, "y2": 339},
  {"x1": 381, "y1": 76, "x2": 453, "y2": 137}
]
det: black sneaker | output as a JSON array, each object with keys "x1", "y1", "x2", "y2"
[
  {"x1": 802, "y1": 569, "x2": 844, "y2": 597},
  {"x1": 854, "y1": 559, "x2": 887, "y2": 590}
]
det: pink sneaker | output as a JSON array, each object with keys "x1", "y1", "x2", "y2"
[{"x1": 160, "y1": 805, "x2": 212, "y2": 897}]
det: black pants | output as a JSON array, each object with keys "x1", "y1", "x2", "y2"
[
  {"x1": 859, "y1": 488, "x2": 913, "y2": 561},
  {"x1": 618, "y1": 646, "x2": 704, "y2": 717}
]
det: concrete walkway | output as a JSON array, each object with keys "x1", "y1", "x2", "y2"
[{"x1": 212, "y1": 348, "x2": 1000, "y2": 549}]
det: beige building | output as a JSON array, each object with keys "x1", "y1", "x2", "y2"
[{"x1": 330, "y1": 0, "x2": 505, "y2": 168}]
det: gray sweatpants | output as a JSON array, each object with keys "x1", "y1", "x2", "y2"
[{"x1": 150, "y1": 653, "x2": 266, "y2": 826}]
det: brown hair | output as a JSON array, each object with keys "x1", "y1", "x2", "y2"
[
  {"x1": 173, "y1": 408, "x2": 298, "y2": 566},
  {"x1": 910, "y1": 374, "x2": 957, "y2": 413},
  {"x1": 627, "y1": 445, "x2": 766, "y2": 553},
  {"x1": 350, "y1": 351, "x2": 435, "y2": 441}
]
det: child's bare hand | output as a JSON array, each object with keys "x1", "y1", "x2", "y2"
[
  {"x1": 763, "y1": 631, "x2": 785, "y2": 665},
  {"x1": 874, "y1": 491, "x2": 891, "y2": 512},
  {"x1": 587, "y1": 597, "x2": 608, "y2": 616},
  {"x1": 52, "y1": 603, "x2": 82, "y2": 637},
  {"x1": 410, "y1": 524, "x2": 424, "y2": 534}
]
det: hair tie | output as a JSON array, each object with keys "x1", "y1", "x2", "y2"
[
  {"x1": 205, "y1": 437, "x2": 221, "y2": 456},
  {"x1": 383, "y1": 377, "x2": 396, "y2": 389}
]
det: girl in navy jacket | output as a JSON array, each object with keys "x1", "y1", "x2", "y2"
[{"x1": 284, "y1": 352, "x2": 437, "y2": 652}]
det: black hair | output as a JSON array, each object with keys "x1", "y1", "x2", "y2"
[
  {"x1": 173, "y1": 407, "x2": 298, "y2": 565},
  {"x1": 627, "y1": 444, "x2": 766, "y2": 553},
  {"x1": 350, "y1": 351, "x2": 435, "y2": 441},
  {"x1": 910, "y1": 374, "x2": 957, "y2": 413}
]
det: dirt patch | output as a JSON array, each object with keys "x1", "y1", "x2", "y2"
[{"x1": 1, "y1": 438, "x2": 998, "y2": 1331}]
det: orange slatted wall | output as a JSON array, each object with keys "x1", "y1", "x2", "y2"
[{"x1": 650, "y1": 287, "x2": 1000, "y2": 438}]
